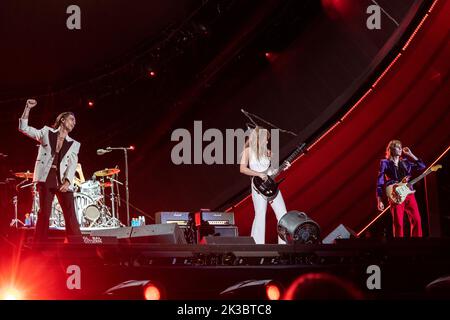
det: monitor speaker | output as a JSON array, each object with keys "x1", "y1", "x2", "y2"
[
  {"x1": 130, "y1": 224, "x2": 187, "y2": 244},
  {"x1": 322, "y1": 224, "x2": 357, "y2": 244},
  {"x1": 90, "y1": 226, "x2": 133, "y2": 241},
  {"x1": 201, "y1": 236, "x2": 256, "y2": 245}
]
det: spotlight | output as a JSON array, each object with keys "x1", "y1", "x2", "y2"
[
  {"x1": 1, "y1": 286, "x2": 24, "y2": 300},
  {"x1": 220, "y1": 280, "x2": 283, "y2": 300},
  {"x1": 143, "y1": 283, "x2": 162, "y2": 300},
  {"x1": 277, "y1": 211, "x2": 320, "y2": 244},
  {"x1": 426, "y1": 275, "x2": 450, "y2": 298},
  {"x1": 284, "y1": 272, "x2": 364, "y2": 300},
  {"x1": 104, "y1": 280, "x2": 165, "y2": 300},
  {"x1": 266, "y1": 284, "x2": 281, "y2": 300},
  {"x1": 148, "y1": 69, "x2": 157, "y2": 78},
  {"x1": 264, "y1": 52, "x2": 276, "y2": 61}
]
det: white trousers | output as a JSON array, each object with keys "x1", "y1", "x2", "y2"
[{"x1": 251, "y1": 184, "x2": 287, "y2": 244}]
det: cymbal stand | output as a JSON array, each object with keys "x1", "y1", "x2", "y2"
[
  {"x1": 108, "y1": 175, "x2": 124, "y2": 227},
  {"x1": 105, "y1": 146, "x2": 132, "y2": 226},
  {"x1": 109, "y1": 175, "x2": 116, "y2": 221},
  {"x1": 30, "y1": 182, "x2": 39, "y2": 216},
  {"x1": 10, "y1": 195, "x2": 24, "y2": 228}
]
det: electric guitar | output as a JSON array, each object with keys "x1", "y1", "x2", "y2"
[
  {"x1": 386, "y1": 164, "x2": 442, "y2": 204},
  {"x1": 252, "y1": 143, "x2": 306, "y2": 201}
]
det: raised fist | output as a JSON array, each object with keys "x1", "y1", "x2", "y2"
[{"x1": 26, "y1": 99, "x2": 37, "y2": 109}]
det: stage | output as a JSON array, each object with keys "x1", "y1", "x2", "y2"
[
  {"x1": 0, "y1": 0, "x2": 449, "y2": 304},
  {"x1": 2, "y1": 230, "x2": 450, "y2": 300}
]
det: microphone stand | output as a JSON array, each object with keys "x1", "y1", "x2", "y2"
[
  {"x1": 106, "y1": 147, "x2": 132, "y2": 226},
  {"x1": 241, "y1": 108, "x2": 298, "y2": 137}
]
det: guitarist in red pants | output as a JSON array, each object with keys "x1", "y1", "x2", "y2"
[{"x1": 376, "y1": 140, "x2": 426, "y2": 238}]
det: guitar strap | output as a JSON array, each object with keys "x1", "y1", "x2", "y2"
[{"x1": 398, "y1": 160, "x2": 409, "y2": 180}]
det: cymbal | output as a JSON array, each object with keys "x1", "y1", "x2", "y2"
[
  {"x1": 14, "y1": 171, "x2": 34, "y2": 179},
  {"x1": 94, "y1": 168, "x2": 120, "y2": 177}
]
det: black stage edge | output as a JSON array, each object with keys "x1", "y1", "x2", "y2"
[{"x1": 1, "y1": 229, "x2": 450, "y2": 300}]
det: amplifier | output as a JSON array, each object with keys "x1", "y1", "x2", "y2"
[
  {"x1": 200, "y1": 211, "x2": 235, "y2": 225},
  {"x1": 155, "y1": 211, "x2": 192, "y2": 226}
]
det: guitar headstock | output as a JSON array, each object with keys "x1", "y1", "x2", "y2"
[{"x1": 431, "y1": 164, "x2": 442, "y2": 172}]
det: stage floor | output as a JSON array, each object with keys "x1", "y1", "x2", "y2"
[{"x1": 1, "y1": 232, "x2": 450, "y2": 299}]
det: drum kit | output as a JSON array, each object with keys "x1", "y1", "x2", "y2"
[{"x1": 14, "y1": 167, "x2": 124, "y2": 230}]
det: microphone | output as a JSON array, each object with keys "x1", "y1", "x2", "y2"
[{"x1": 97, "y1": 148, "x2": 112, "y2": 155}]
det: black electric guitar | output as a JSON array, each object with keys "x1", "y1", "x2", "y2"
[{"x1": 252, "y1": 143, "x2": 306, "y2": 201}]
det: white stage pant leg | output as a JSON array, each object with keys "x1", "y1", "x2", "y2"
[
  {"x1": 251, "y1": 187, "x2": 287, "y2": 244},
  {"x1": 269, "y1": 191, "x2": 287, "y2": 244},
  {"x1": 251, "y1": 187, "x2": 267, "y2": 244}
]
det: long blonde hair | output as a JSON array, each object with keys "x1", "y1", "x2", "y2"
[
  {"x1": 385, "y1": 139, "x2": 402, "y2": 159},
  {"x1": 249, "y1": 127, "x2": 270, "y2": 161}
]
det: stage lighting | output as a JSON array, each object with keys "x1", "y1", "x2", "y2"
[
  {"x1": 426, "y1": 275, "x2": 450, "y2": 298},
  {"x1": 219, "y1": 280, "x2": 283, "y2": 300},
  {"x1": 284, "y1": 272, "x2": 364, "y2": 300},
  {"x1": 277, "y1": 211, "x2": 320, "y2": 244},
  {"x1": 143, "y1": 283, "x2": 162, "y2": 300},
  {"x1": 266, "y1": 284, "x2": 281, "y2": 300},
  {"x1": 104, "y1": 280, "x2": 165, "y2": 300},
  {"x1": 1, "y1": 286, "x2": 24, "y2": 300}
]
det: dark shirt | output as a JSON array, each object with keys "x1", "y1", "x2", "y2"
[
  {"x1": 376, "y1": 157, "x2": 426, "y2": 198},
  {"x1": 52, "y1": 151, "x2": 60, "y2": 166}
]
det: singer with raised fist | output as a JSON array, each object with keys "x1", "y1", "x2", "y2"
[{"x1": 19, "y1": 99, "x2": 81, "y2": 244}]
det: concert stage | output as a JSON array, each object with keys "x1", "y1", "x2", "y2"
[{"x1": 2, "y1": 230, "x2": 450, "y2": 300}]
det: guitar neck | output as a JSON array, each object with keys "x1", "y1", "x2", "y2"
[
  {"x1": 274, "y1": 143, "x2": 306, "y2": 177},
  {"x1": 409, "y1": 169, "x2": 431, "y2": 186}
]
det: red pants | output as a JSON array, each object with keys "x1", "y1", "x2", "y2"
[{"x1": 390, "y1": 194, "x2": 423, "y2": 237}]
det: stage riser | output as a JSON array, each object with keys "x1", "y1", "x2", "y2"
[{"x1": 3, "y1": 238, "x2": 450, "y2": 299}]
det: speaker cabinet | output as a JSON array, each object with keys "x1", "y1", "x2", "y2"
[{"x1": 130, "y1": 224, "x2": 187, "y2": 244}]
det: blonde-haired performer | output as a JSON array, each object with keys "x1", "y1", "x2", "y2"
[
  {"x1": 240, "y1": 127, "x2": 290, "y2": 244},
  {"x1": 376, "y1": 140, "x2": 426, "y2": 237},
  {"x1": 19, "y1": 99, "x2": 81, "y2": 244}
]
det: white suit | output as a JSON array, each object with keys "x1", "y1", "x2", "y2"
[{"x1": 19, "y1": 118, "x2": 80, "y2": 191}]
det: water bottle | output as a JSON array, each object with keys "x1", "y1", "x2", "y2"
[{"x1": 24, "y1": 214, "x2": 31, "y2": 227}]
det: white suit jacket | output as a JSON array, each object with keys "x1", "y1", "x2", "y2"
[{"x1": 19, "y1": 118, "x2": 80, "y2": 191}]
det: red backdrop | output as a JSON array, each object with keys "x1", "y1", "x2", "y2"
[{"x1": 232, "y1": 0, "x2": 450, "y2": 242}]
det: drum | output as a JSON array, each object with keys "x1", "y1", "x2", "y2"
[
  {"x1": 74, "y1": 192, "x2": 95, "y2": 224},
  {"x1": 49, "y1": 193, "x2": 100, "y2": 227},
  {"x1": 84, "y1": 204, "x2": 101, "y2": 222},
  {"x1": 80, "y1": 180, "x2": 102, "y2": 200}
]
